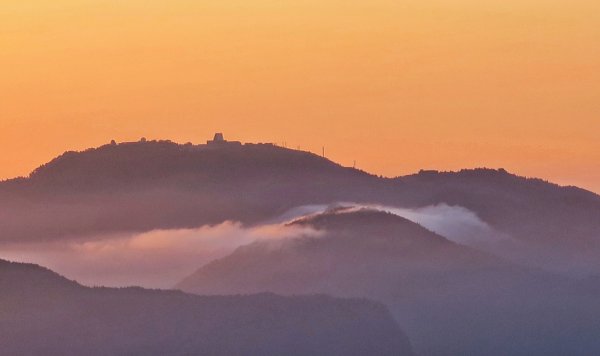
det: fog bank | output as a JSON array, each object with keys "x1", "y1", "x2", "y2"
[{"x1": 0, "y1": 222, "x2": 319, "y2": 288}]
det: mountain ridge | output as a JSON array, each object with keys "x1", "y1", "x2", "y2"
[
  {"x1": 1, "y1": 139, "x2": 599, "y2": 275},
  {"x1": 0, "y1": 258, "x2": 414, "y2": 356},
  {"x1": 177, "y1": 207, "x2": 600, "y2": 356}
]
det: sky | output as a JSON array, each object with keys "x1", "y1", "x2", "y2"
[{"x1": 1, "y1": 0, "x2": 599, "y2": 192}]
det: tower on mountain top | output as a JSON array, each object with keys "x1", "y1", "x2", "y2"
[{"x1": 207, "y1": 132, "x2": 241, "y2": 146}]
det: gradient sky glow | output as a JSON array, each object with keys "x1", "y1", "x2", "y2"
[{"x1": 1, "y1": 0, "x2": 599, "y2": 192}]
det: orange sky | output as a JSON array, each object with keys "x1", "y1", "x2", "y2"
[{"x1": 1, "y1": 0, "x2": 599, "y2": 192}]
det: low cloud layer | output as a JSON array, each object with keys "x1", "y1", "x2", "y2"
[
  {"x1": 0, "y1": 222, "x2": 319, "y2": 289},
  {"x1": 276, "y1": 202, "x2": 512, "y2": 245},
  {"x1": 0, "y1": 202, "x2": 518, "y2": 289},
  {"x1": 376, "y1": 204, "x2": 514, "y2": 246}
]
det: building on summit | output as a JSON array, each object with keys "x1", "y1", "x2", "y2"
[{"x1": 207, "y1": 133, "x2": 241, "y2": 146}]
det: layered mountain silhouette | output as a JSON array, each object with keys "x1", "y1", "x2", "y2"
[
  {"x1": 177, "y1": 208, "x2": 600, "y2": 356},
  {"x1": 0, "y1": 258, "x2": 413, "y2": 356},
  {"x1": 2, "y1": 139, "x2": 600, "y2": 355},
  {"x1": 178, "y1": 207, "x2": 507, "y2": 296},
  {"x1": 1, "y1": 140, "x2": 599, "y2": 274}
]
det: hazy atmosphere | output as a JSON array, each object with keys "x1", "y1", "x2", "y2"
[
  {"x1": 1, "y1": 1, "x2": 599, "y2": 355},
  {"x1": 0, "y1": 203, "x2": 502, "y2": 288}
]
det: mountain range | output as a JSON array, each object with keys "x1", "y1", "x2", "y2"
[
  {"x1": 1, "y1": 138, "x2": 600, "y2": 355},
  {"x1": 2, "y1": 139, "x2": 600, "y2": 275}
]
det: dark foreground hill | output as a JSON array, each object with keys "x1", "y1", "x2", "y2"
[
  {"x1": 0, "y1": 259, "x2": 414, "y2": 356},
  {"x1": 177, "y1": 208, "x2": 600, "y2": 356},
  {"x1": 1, "y1": 139, "x2": 599, "y2": 274}
]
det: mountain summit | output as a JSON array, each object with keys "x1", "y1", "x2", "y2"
[{"x1": 1, "y1": 138, "x2": 599, "y2": 274}]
